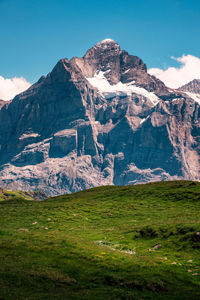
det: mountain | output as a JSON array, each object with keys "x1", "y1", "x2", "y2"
[
  {"x1": 179, "y1": 79, "x2": 200, "y2": 105},
  {"x1": 0, "y1": 39, "x2": 199, "y2": 195},
  {"x1": 179, "y1": 79, "x2": 200, "y2": 94},
  {"x1": 0, "y1": 100, "x2": 10, "y2": 109}
]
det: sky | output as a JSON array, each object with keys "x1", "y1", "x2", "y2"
[{"x1": 0, "y1": 0, "x2": 200, "y2": 99}]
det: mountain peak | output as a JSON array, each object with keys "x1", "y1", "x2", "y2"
[
  {"x1": 96, "y1": 38, "x2": 117, "y2": 45},
  {"x1": 93, "y1": 39, "x2": 120, "y2": 51},
  {"x1": 179, "y1": 79, "x2": 200, "y2": 94}
]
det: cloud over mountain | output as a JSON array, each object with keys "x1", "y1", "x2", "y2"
[
  {"x1": 148, "y1": 54, "x2": 200, "y2": 89},
  {"x1": 0, "y1": 76, "x2": 31, "y2": 100}
]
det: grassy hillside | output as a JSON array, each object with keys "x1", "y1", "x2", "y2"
[
  {"x1": 0, "y1": 189, "x2": 47, "y2": 201},
  {"x1": 0, "y1": 181, "x2": 200, "y2": 299}
]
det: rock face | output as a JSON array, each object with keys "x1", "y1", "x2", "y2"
[
  {"x1": 179, "y1": 79, "x2": 200, "y2": 106},
  {"x1": 0, "y1": 39, "x2": 199, "y2": 195},
  {"x1": 179, "y1": 79, "x2": 200, "y2": 94},
  {"x1": 0, "y1": 100, "x2": 10, "y2": 109}
]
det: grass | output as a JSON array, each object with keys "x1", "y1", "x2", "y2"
[
  {"x1": 0, "y1": 190, "x2": 47, "y2": 202},
  {"x1": 0, "y1": 180, "x2": 200, "y2": 299}
]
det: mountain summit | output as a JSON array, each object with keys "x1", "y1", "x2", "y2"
[
  {"x1": 0, "y1": 41, "x2": 199, "y2": 195},
  {"x1": 179, "y1": 79, "x2": 200, "y2": 105},
  {"x1": 96, "y1": 38, "x2": 117, "y2": 44},
  {"x1": 179, "y1": 79, "x2": 200, "y2": 94}
]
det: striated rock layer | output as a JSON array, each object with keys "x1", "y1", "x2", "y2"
[{"x1": 0, "y1": 39, "x2": 199, "y2": 195}]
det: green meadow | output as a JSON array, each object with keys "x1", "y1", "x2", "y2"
[{"x1": 0, "y1": 181, "x2": 200, "y2": 299}]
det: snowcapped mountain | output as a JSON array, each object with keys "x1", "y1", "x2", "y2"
[
  {"x1": 0, "y1": 39, "x2": 199, "y2": 195},
  {"x1": 179, "y1": 79, "x2": 200, "y2": 105},
  {"x1": 179, "y1": 79, "x2": 200, "y2": 94}
]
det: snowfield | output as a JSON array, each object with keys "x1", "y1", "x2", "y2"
[{"x1": 87, "y1": 71, "x2": 159, "y2": 105}]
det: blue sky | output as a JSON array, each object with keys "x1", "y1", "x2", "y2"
[{"x1": 0, "y1": 0, "x2": 200, "y2": 85}]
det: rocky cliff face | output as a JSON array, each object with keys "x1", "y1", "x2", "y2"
[{"x1": 0, "y1": 39, "x2": 199, "y2": 195}]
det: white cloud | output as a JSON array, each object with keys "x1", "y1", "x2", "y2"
[
  {"x1": 0, "y1": 76, "x2": 31, "y2": 101},
  {"x1": 148, "y1": 54, "x2": 200, "y2": 89}
]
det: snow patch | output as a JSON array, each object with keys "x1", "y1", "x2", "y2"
[
  {"x1": 140, "y1": 118, "x2": 146, "y2": 124},
  {"x1": 185, "y1": 92, "x2": 200, "y2": 105},
  {"x1": 123, "y1": 69, "x2": 130, "y2": 74},
  {"x1": 19, "y1": 133, "x2": 40, "y2": 140},
  {"x1": 87, "y1": 71, "x2": 159, "y2": 105},
  {"x1": 54, "y1": 129, "x2": 76, "y2": 137},
  {"x1": 97, "y1": 39, "x2": 116, "y2": 45}
]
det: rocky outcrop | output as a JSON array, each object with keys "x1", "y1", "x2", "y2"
[{"x1": 0, "y1": 39, "x2": 199, "y2": 195}]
